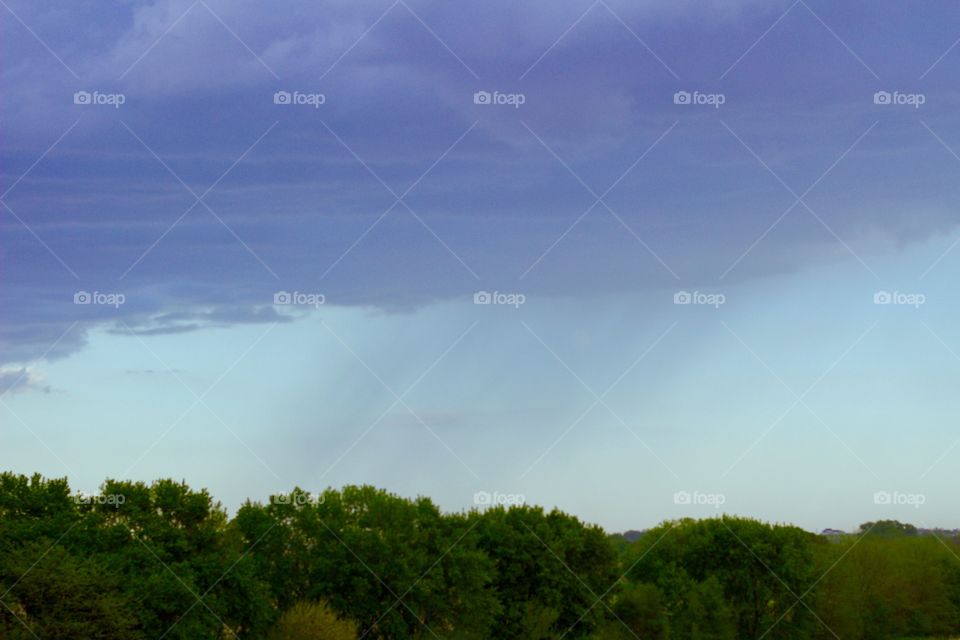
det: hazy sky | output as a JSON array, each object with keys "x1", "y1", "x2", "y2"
[{"x1": 3, "y1": 0, "x2": 960, "y2": 532}]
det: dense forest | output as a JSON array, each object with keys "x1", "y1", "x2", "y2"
[{"x1": 1, "y1": 473, "x2": 958, "y2": 639}]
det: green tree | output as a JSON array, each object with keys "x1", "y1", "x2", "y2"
[
  {"x1": 269, "y1": 600, "x2": 358, "y2": 640},
  {"x1": 235, "y1": 485, "x2": 499, "y2": 638},
  {"x1": 813, "y1": 531, "x2": 960, "y2": 640},
  {"x1": 77, "y1": 478, "x2": 272, "y2": 638},
  {"x1": 612, "y1": 583, "x2": 668, "y2": 639},
  {"x1": 0, "y1": 541, "x2": 139, "y2": 639},
  {"x1": 626, "y1": 516, "x2": 819, "y2": 640},
  {"x1": 468, "y1": 505, "x2": 621, "y2": 639},
  {"x1": 858, "y1": 519, "x2": 918, "y2": 537},
  {"x1": 4, "y1": 472, "x2": 960, "y2": 640},
  {"x1": 673, "y1": 576, "x2": 736, "y2": 640}
]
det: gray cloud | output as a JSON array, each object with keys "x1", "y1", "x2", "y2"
[
  {"x1": 108, "y1": 305, "x2": 293, "y2": 336},
  {"x1": 3, "y1": 0, "x2": 960, "y2": 372},
  {"x1": 0, "y1": 368, "x2": 52, "y2": 395}
]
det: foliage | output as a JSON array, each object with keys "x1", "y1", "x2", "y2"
[
  {"x1": 234, "y1": 485, "x2": 500, "y2": 638},
  {"x1": 858, "y1": 519, "x2": 919, "y2": 537},
  {"x1": 813, "y1": 529, "x2": 960, "y2": 639},
  {"x1": 0, "y1": 541, "x2": 139, "y2": 639},
  {"x1": 268, "y1": 601, "x2": 358, "y2": 640},
  {"x1": 2, "y1": 472, "x2": 960, "y2": 640},
  {"x1": 626, "y1": 516, "x2": 820, "y2": 639},
  {"x1": 0, "y1": 473, "x2": 271, "y2": 639},
  {"x1": 466, "y1": 504, "x2": 621, "y2": 639}
]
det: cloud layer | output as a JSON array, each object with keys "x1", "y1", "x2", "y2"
[{"x1": 3, "y1": 0, "x2": 960, "y2": 367}]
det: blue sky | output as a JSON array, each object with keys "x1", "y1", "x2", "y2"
[{"x1": 2, "y1": 0, "x2": 960, "y2": 532}]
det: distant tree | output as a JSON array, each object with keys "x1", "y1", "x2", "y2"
[
  {"x1": 814, "y1": 533, "x2": 960, "y2": 640},
  {"x1": 269, "y1": 601, "x2": 358, "y2": 640},
  {"x1": 626, "y1": 516, "x2": 819, "y2": 640},
  {"x1": 468, "y1": 505, "x2": 621, "y2": 639},
  {"x1": 607, "y1": 533, "x2": 632, "y2": 558},
  {"x1": 857, "y1": 520, "x2": 918, "y2": 537},
  {"x1": 235, "y1": 485, "x2": 499, "y2": 638}
]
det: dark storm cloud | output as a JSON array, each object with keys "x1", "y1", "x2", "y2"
[{"x1": 3, "y1": 0, "x2": 960, "y2": 367}]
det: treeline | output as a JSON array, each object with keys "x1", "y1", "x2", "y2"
[{"x1": 1, "y1": 473, "x2": 958, "y2": 639}]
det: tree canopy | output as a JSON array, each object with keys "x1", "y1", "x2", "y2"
[{"x1": 1, "y1": 472, "x2": 958, "y2": 639}]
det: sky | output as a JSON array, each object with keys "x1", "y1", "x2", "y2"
[{"x1": 2, "y1": 0, "x2": 960, "y2": 533}]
